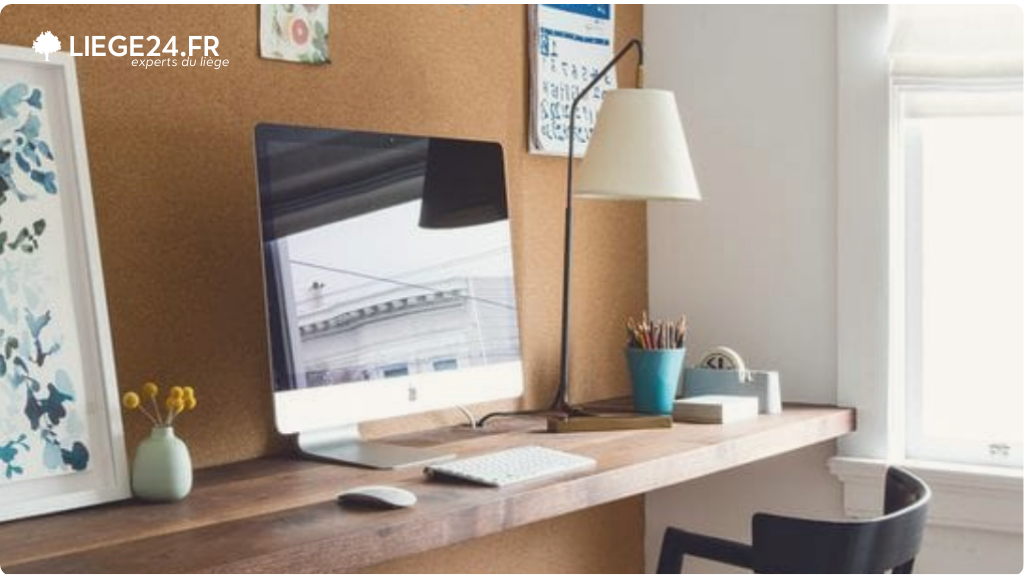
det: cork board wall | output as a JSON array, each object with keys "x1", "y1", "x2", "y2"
[{"x1": 0, "y1": 5, "x2": 647, "y2": 572}]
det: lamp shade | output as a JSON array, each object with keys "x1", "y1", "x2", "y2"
[{"x1": 574, "y1": 89, "x2": 701, "y2": 202}]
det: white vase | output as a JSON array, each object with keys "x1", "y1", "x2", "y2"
[{"x1": 131, "y1": 426, "x2": 192, "y2": 502}]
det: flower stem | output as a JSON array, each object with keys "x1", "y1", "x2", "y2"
[
  {"x1": 149, "y1": 394, "x2": 163, "y2": 425},
  {"x1": 136, "y1": 404, "x2": 159, "y2": 426}
]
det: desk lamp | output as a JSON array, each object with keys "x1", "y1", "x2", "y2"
[
  {"x1": 479, "y1": 38, "x2": 701, "y2": 429},
  {"x1": 553, "y1": 37, "x2": 701, "y2": 422}
]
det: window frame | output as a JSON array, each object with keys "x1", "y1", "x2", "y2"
[
  {"x1": 893, "y1": 81, "x2": 1023, "y2": 468},
  {"x1": 837, "y1": 4, "x2": 1023, "y2": 470}
]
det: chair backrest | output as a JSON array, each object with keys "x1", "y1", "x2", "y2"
[{"x1": 750, "y1": 466, "x2": 931, "y2": 573}]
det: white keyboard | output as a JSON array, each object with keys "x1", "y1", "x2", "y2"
[{"x1": 424, "y1": 446, "x2": 596, "y2": 487}]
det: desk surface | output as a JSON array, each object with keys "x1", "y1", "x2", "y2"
[{"x1": 0, "y1": 404, "x2": 853, "y2": 573}]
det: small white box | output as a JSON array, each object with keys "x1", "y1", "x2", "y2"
[{"x1": 672, "y1": 395, "x2": 759, "y2": 424}]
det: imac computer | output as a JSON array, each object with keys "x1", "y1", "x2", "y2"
[{"x1": 254, "y1": 124, "x2": 524, "y2": 469}]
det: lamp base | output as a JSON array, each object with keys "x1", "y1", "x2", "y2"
[{"x1": 546, "y1": 413, "x2": 673, "y2": 433}]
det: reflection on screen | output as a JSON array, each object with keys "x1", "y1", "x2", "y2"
[{"x1": 280, "y1": 199, "x2": 519, "y2": 389}]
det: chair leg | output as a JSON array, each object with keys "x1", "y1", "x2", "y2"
[
  {"x1": 657, "y1": 527, "x2": 687, "y2": 574},
  {"x1": 657, "y1": 526, "x2": 753, "y2": 574}
]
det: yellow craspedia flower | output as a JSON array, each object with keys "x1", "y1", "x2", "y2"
[
  {"x1": 166, "y1": 395, "x2": 185, "y2": 412},
  {"x1": 122, "y1": 391, "x2": 140, "y2": 410},
  {"x1": 127, "y1": 380, "x2": 198, "y2": 425}
]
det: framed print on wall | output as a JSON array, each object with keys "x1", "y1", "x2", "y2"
[
  {"x1": 0, "y1": 44, "x2": 130, "y2": 522},
  {"x1": 260, "y1": 4, "x2": 330, "y2": 65},
  {"x1": 528, "y1": 4, "x2": 615, "y2": 157}
]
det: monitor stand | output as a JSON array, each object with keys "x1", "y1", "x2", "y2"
[{"x1": 296, "y1": 424, "x2": 455, "y2": 470}]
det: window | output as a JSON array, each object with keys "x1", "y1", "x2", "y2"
[
  {"x1": 382, "y1": 364, "x2": 409, "y2": 379},
  {"x1": 887, "y1": 4, "x2": 1023, "y2": 468},
  {"x1": 893, "y1": 85, "x2": 1023, "y2": 467},
  {"x1": 432, "y1": 358, "x2": 458, "y2": 372},
  {"x1": 836, "y1": 5, "x2": 1022, "y2": 466}
]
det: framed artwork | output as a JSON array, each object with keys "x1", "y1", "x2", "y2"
[
  {"x1": 260, "y1": 4, "x2": 330, "y2": 65},
  {"x1": 0, "y1": 44, "x2": 130, "y2": 522}
]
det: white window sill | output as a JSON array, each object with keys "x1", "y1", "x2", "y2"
[{"x1": 829, "y1": 457, "x2": 1023, "y2": 534}]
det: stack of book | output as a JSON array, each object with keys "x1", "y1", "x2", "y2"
[{"x1": 672, "y1": 395, "x2": 759, "y2": 424}]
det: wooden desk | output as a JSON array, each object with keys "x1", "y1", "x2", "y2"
[{"x1": 0, "y1": 404, "x2": 853, "y2": 573}]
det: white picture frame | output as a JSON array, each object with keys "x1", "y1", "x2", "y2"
[{"x1": 0, "y1": 44, "x2": 130, "y2": 522}]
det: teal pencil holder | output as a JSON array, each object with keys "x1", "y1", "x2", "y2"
[{"x1": 625, "y1": 347, "x2": 686, "y2": 415}]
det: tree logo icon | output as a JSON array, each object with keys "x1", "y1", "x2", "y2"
[{"x1": 33, "y1": 31, "x2": 61, "y2": 61}]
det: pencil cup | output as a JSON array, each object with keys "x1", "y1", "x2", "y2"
[{"x1": 625, "y1": 347, "x2": 686, "y2": 415}]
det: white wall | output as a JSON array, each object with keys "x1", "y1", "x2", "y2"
[
  {"x1": 644, "y1": 6, "x2": 841, "y2": 572},
  {"x1": 922, "y1": 527, "x2": 1022, "y2": 573},
  {"x1": 646, "y1": 5, "x2": 837, "y2": 403}
]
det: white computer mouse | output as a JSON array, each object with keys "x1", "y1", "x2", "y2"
[{"x1": 336, "y1": 485, "x2": 417, "y2": 509}]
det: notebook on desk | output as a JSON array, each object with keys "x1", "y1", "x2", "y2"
[
  {"x1": 672, "y1": 395, "x2": 759, "y2": 424},
  {"x1": 424, "y1": 445, "x2": 596, "y2": 487}
]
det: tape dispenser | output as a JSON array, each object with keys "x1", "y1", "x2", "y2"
[{"x1": 681, "y1": 346, "x2": 782, "y2": 414}]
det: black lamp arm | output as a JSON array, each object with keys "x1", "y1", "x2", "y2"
[{"x1": 552, "y1": 38, "x2": 645, "y2": 412}]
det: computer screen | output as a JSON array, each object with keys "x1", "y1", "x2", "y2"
[{"x1": 254, "y1": 124, "x2": 523, "y2": 467}]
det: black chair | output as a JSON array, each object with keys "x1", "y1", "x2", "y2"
[{"x1": 657, "y1": 466, "x2": 931, "y2": 574}]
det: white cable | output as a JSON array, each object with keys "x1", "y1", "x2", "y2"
[{"x1": 455, "y1": 405, "x2": 478, "y2": 429}]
